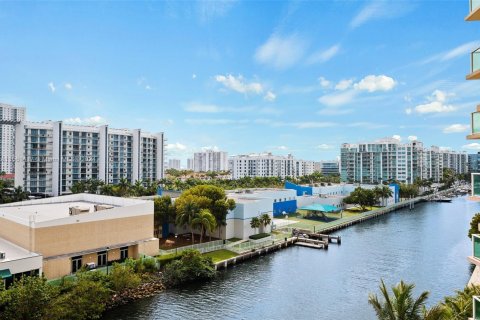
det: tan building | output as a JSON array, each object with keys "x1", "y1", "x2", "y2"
[{"x1": 0, "y1": 193, "x2": 159, "y2": 280}]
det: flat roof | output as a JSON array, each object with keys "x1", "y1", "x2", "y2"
[{"x1": 0, "y1": 237, "x2": 41, "y2": 262}]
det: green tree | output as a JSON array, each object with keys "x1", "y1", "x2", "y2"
[
  {"x1": 175, "y1": 194, "x2": 204, "y2": 244},
  {"x1": 259, "y1": 213, "x2": 272, "y2": 233},
  {"x1": 368, "y1": 280, "x2": 444, "y2": 320},
  {"x1": 343, "y1": 187, "x2": 378, "y2": 212},
  {"x1": 109, "y1": 263, "x2": 141, "y2": 292},
  {"x1": 441, "y1": 285, "x2": 480, "y2": 319},
  {"x1": 469, "y1": 213, "x2": 480, "y2": 239},
  {"x1": 191, "y1": 209, "x2": 217, "y2": 243},
  {"x1": 162, "y1": 249, "x2": 215, "y2": 287},
  {"x1": 154, "y1": 195, "x2": 175, "y2": 238},
  {"x1": 0, "y1": 276, "x2": 58, "y2": 320},
  {"x1": 250, "y1": 217, "x2": 261, "y2": 234}
]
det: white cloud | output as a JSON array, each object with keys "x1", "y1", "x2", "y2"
[
  {"x1": 192, "y1": 74, "x2": 197, "y2": 79},
  {"x1": 254, "y1": 34, "x2": 307, "y2": 69},
  {"x1": 185, "y1": 118, "x2": 249, "y2": 125},
  {"x1": 404, "y1": 95, "x2": 412, "y2": 102},
  {"x1": 48, "y1": 82, "x2": 56, "y2": 93},
  {"x1": 264, "y1": 91, "x2": 276, "y2": 102},
  {"x1": 185, "y1": 103, "x2": 221, "y2": 113},
  {"x1": 317, "y1": 108, "x2": 353, "y2": 115},
  {"x1": 439, "y1": 146, "x2": 452, "y2": 151},
  {"x1": 318, "y1": 90, "x2": 357, "y2": 107},
  {"x1": 335, "y1": 79, "x2": 354, "y2": 91},
  {"x1": 277, "y1": 145, "x2": 288, "y2": 150},
  {"x1": 422, "y1": 41, "x2": 480, "y2": 64},
  {"x1": 64, "y1": 83, "x2": 73, "y2": 90},
  {"x1": 350, "y1": 1, "x2": 414, "y2": 29},
  {"x1": 307, "y1": 44, "x2": 340, "y2": 64},
  {"x1": 316, "y1": 144, "x2": 333, "y2": 150},
  {"x1": 166, "y1": 143, "x2": 187, "y2": 151},
  {"x1": 215, "y1": 74, "x2": 263, "y2": 94},
  {"x1": 197, "y1": 0, "x2": 236, "y2": 23},
  {"x1": 294, "y1": 121, "x2": 337, "y2": 129},
  {"x1": 201, "y1": 145, "x2": 220, "y2": 151},
  {"x1": 354, "y1": 75, "x2": 396, "y2": 92},
  {"x1": 407, "y1": 135, "x2": 417, "y2": 141},
  {"x1": 409, "y1": 90, "x2": 456, "y2": 114},
  {"x1": 318, "y1": 77, "x2": 331, "y2": 88},
  {"x1": 463, "y1": 143, "x2": 480, "y2": 150},
  {"x1": 64, "y1": 116, "x2": 106, "y2": 125},
  {"x1": 392, "y1": 135, "x2": 402, "y2": 141},
  {"x1": 443, "y1": 124, "x2": 469, "y2": 133}
]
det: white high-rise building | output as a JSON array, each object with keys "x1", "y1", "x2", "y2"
[
  {"x1": 167, "y1": 159, "x2": 181, "y2": 170},
  {"x1": 314, "y1": 160, "x2": 340, "y2": 175},
  {"x1": 187, "y1": 158, "x2": 194, "y2": 171},
  {"x1": 228, "y1": 153, "x2": 314, "y2": 179},
  {"x1": 14, "y1": 121, "x2": 165, "y2": 196},
  {"x1": 0, "y1": 104, "x2": 26, "y2": 173},
  {"x1": 193, "y1": 149, "x2": 228, "y2": 172},
  {"x1": 340, "y1": 138, "x2": 467, "y2": 184}
]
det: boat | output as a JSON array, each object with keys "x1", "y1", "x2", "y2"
[{"x1": 431, "y1": 197, "x2": 452, "y2": 203}]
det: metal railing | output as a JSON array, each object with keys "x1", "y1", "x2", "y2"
[
  {"x1": 158, "y1": 240, "x2": 227, "y2": 256},
  {"x1": 471, "y1": 0, "x2": 480, "y2": 13}
]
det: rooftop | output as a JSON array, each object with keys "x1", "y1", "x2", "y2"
[{"x1": 0, "y1": 237, "x2": 41, "y2": 263}]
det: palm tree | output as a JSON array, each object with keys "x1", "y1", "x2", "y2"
[
  {"x1": 250, "y1": 217, "x2": 261, "y2": 235},
  {"x1": 175, "y1": 197, "x2": 199, "y2": 244},
  {"x1": 259, "y1": 213, "x2": 272, "y2": 233},
  {"x1": 380, "y1": 185, "x2": 393, "y2": 206},
  {"x1": 191, "y1": 209, "x2": 217, "y2": 243},
  {"x1": 117, "y1": 178, "x2": 132, "y2": 197},
  {"x1": 442, "y1": 285, "x2": 480, "y2": 319},
  {"x1": 368, "y1": 280, "x2": 443, "y2": 320}
]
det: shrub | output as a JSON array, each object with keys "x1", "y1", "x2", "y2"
[
  {"x1": 469, "y1": 213, "x2": 480, "y2": 239},
  {"x1": 249, "y1": 233, "x2": 271, "y2": 240},
  {"x1": 162, "y1": 249, "x2": 215, "y2": 287},
  {"x1": 109, "y1": 263, "x2": 141, "y2": 292}
]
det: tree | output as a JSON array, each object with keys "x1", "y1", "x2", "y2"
[
  {"x1": 442, "y1": 285, "x2": 480, "y2": 319},
  {"x1": 368, "y1": 280, "x2": 443, "y2": 320},
  {"x1": 250, "y1": 217, "x2": 261, "y2": 234},
  {"x1": 259, "y1": 213, "x2": 272, "y2": 233},
  {"x1": 469, "y1": 213, "x2": 480, "y2": 239},
  {"x1": 0, "y1": 276, "x2": 58, "y2": 320},
  {"x1": 343, "y1": 187, "x2": 378, "y2": 212},
  {"x1": 399, "y1": 184, "x2": 419, "y2": 200},
  {"x1": 109, "y1": 263, "x2": 141, "y2": 292},
  {"x1": 154, "y1": 195, "x2": 175, "y2": 238},
  {"x1": 191, "y1": 209, "x2": 217, "y2": 243},
  {"x1": 374, "y1": 185, "x2": 393, "y2": 206},
  {"x1": 117, "y1": 178, "x2": 132, "y2": 197},
  {"x1": 175, "y1": 194, "x2": 204, "y2": 244},
  {"x1": 162, "y1": 249, "x2": 215, "y2": 287}
]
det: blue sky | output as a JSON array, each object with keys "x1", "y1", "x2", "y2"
[{"x1": 1, "y1": 1, "x2": 479, "y2": 165}]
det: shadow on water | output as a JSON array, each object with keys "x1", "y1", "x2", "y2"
[{"x1": 103, "y1": 196, "x2": 479, "y2": 320}]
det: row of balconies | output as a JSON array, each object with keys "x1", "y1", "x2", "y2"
[{"x1": 467, "y1": 0, "x2": 480, "y2": 80}]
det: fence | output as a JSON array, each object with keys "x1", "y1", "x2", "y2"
[{"x1": 158, "y1": 240, "x2": 227, "y2": 256}]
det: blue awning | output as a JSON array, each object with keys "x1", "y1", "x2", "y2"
[
  {"x1": 300, "y1": 204, "x2": 340, "y2": 213},
  {"x1": 0, "y1": 269, "x2": 12, "y2": 279}
]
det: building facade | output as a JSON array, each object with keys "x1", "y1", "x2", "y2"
[
  {"x1": 167, "y1": 159, "x2": 181, "y2": 170},
  {"x1": 14, "y1": 121, "x2": 165, "y2": 196},
  {"x1": 186, "y1": 158, "x2": 194, "y2": 171},
  {"x1": 228, "y1": 153, "x2": 315, "y2": 179},
  {"x1": 314, "y1": 160, "x2": 340, "y2": 175},
  {"x1": 193, "y1": 149, "x2": 228, "y2": 172},
  {"x1": 469, "y1": 153, "x2": 480, "y2": 173},
  {"x1": 0, "y1": 104, "x2": 26, "y2": 174},
  {"x1": 341, "y1": 138, "x2": 467, "y2": 184}
]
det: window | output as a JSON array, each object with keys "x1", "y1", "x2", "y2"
[
  {"x1": 120, "y1": 247, "x2": 128, "y2": 261},
  {"x1": 97, "y1": 251, "x2": 107, "y2": 267},
  {"x1": 71, "y1": 256, "x2": 82, "y2": 273}
]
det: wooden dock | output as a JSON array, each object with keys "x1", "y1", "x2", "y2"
[{"x1": 294, "y1": 238, "x2": 328, "y2": 249}]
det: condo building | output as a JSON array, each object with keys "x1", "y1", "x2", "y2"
[
  {"x1": 314, "y1": 160, "x2": 340, "y2": 175},
  {"x1": 193, "y1": 149, "x2": 228, "y2": 172},
  {"x1": 14, "y1": 121, "x2": 165, "y2": 196},
  {"x1": 167, "y1": 159, "x2": 181, "y2": 170},
  {"x1": 186, "y1": 158, "x2": 194, "y2": 171},
  {"x1": 0, "y1": 104, "x2": 26, "y2": 174},
  {"x1": 340, "y1": 138, "x2": 467, "y2": 184},
  {"x1": 228, "y1": 153, "x2": 315, "y2": 179}
]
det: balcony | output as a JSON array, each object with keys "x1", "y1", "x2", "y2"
[
  {"x1": 474, "y1": 296, "x2": 480, "y2": 320},
  {"x1": 467, "y1": 48, "x2": 480, "y2": 80},
  {"x1": 469, "y1": 235, "x2": 480, "y2": 265},
  {"x1": 466, "y1": 0, "x2": 480, "y2": 20}
]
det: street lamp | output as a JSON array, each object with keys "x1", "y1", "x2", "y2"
[
  {"x1": 175, "y1": 234, "x2": 178, "y2": 256},
  {"x1": 106, "y1": 246, "x2": 110, "y2": 275}
]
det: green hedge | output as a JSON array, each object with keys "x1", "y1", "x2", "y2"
[{"x1": 249, "y1": 233, "x2": 271, "y2": 240}]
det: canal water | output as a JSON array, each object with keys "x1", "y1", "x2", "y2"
[{"x1": 104, "y1": 196, "x2": 478, "y2": 320}]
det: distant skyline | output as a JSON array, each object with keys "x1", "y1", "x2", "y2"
[{"x1": 1, "y1": 1, "x2": 479, "y2": 162}]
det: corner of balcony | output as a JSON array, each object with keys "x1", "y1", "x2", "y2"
[
  {"x1": 467, "y1": 48, "x2": 480, "y2": 80},
  {"x1": 466, "y1": 0, "x2": 480, "y2": 20}
]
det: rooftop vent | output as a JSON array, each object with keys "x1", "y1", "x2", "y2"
[
  {"x1": 69, "y1": 206, "x2": 90, "y2": 216},
  {"x1": 0, "y1": 252, "x2": 5, "y2": 259},
  {"x1": 94, "y1": 204, "x2": 114, "y2": 212}
]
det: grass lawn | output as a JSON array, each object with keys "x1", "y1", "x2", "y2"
[{"x1": 203, "y1": 249, "x2": 238, "y2": 263}]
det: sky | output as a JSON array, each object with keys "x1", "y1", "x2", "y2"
[{"x1": 1, "y1": 0, "x2": 480, "y2": 166}]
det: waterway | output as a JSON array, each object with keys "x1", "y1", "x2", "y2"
[{"x1": 104, "y1": 196, "x2": 478, "y2": 320}]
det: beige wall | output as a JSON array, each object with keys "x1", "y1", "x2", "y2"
[
  {"x1": 0, "y1": 217, "x2": 31, "y2": 249},
  {"x1": 43, "y1": 258, "x2": 71, "y2": 279},
  {"x1": 138, "y1": 239, "x2": 159, "y2": 257},
  {"x1": 34, "y1": 215, "x2": 154, "y2": 257}
]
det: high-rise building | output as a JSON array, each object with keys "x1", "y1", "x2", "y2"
[
  {"x1": 167, "y1": 159, "x2": 181, "y2": 170},
  {"x1": 314, "y1": 160, "x2": 340, "y2": 175},
  {"x1": 193, "y1": 149, "x2": 228, "y2": 172},
  {"x1": 340, "y1": 138, "x2": 467, "y2": 184},
  {"x1": 228, "y1": 153, "x2": 315, "y2": 179},
  {"x1": 469, "y1": 153, "x2": 480, "y2": 173},
  {"x1": 0, "y1": 104, "x2": 26, "y2": 174},
  {"x1": 14, "y1": 121, "x2": 165, "y2": 196},
  {"x1": 187, "y1": 158, "x2": 194, "y2": 171}
]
